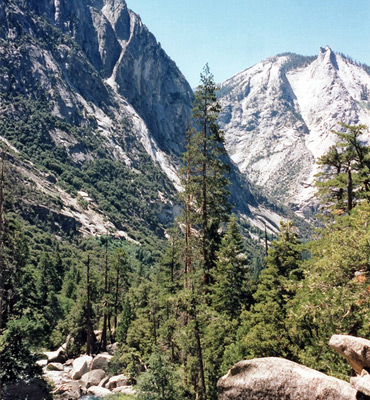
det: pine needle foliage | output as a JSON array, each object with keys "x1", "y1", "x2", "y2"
[
  {"x1": 181, "y1": 64, "x2": 231, "y2": 278},
  {"x1": 315, "y1": 123, "x2": 370, "y2": 214}
]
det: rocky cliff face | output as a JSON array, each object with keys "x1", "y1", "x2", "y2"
[
  {"x1": 219, "y1": 47, "x2": 370, "y2": 215},
  {"x1": 1, "y1": 0, "x2": 193, "y2": 154},
  {"x1": 23, "y1": 0, "x2": 194, "y2": 156},
  {"x1": 0, "y1": 0, "x2": 198, "y2": 237},
  {"x1": 0, "y1": 0, "x2": 285, "y2": 240}
]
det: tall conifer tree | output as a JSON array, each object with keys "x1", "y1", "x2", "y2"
[
  {"x1": 179, "y1": 64, "x2": 231, "y2": 400},
  {"x1": 182, "y1": 64, "x2": 230, "y2": 281}
]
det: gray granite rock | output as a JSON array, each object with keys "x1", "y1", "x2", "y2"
[
  {"x1": 46, "y1": 363, "x2": 64, "y2": 372},
  {"x1": 52, "y1": 380, "x2": 81, "y2": 399},
  {"x1": 71, "y1": 355, "x2": 92, "y2": 380},
  {"x1": 351, "y1": 375, "x2": 370, "y2": 396},
  {"x1": 217, "y1": 357, "x2": 358, "y2": 400},
  {"x1": 87, "y1": 385, "x2": 111, "y2": 397},
  {"x1": 106, "y1": 373, "x2": 130, "y2": 390},
  {"x1": 44, "y1": 343, "x2": 67, "y2": 364},
  {"x1": 112, "y1": 385, "x2": 136, "y2": 395},
  {"x1": 329, "y1": 334, "x2": 370, "y2": 374},
  {"x1": 80, "y1": 369, "x2": 106, "y2": 389},
  {"x1": 90, "y1": 353, "x2": 113, "y2": 371}
]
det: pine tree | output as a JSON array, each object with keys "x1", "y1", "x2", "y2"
[
  {"x1": 0, "y1": 148, "x2": 6, "y2": 336},
  {"x1": 0, "y1": 149, "x2": 7, "y2": 399},
  {"x1": 316, "y1": 123, "x2": 370, "y2": 214},
  {"x1": 156, "y1": 226, "x2": 183, "y2": 293},
  {"x1": 136, "y1": 349, "x2": 180, "y2": 400},
  {"x1": 100, "y1": 235, "x2": 110, "y2": 352},
  {"x1": 182, "y1": 64, "x2": 231, "y2": 280},
  {"x1": 111, "y1": 247, "x2": 131, "y2": 332},
  {"x1": 239, "y1": 222, "x2": 302, "y2": 359},
  {"x1": 315, "y1": 145, "x2": 346, "y2": 212},
  {"x1": 36, "y1": 253, "x2": 59, "y2": 305},
  {"x1": 86, "y1": 255, "x2": 93, "y2": 355},
  {"x1": 115, "y1": 296, "x2": 132, "y2": 344},
  {"x1": 178, "y1": 65, "x2": 232, "y2": 400},
  {"x1": 36, "y1": 252, "x2": 63, "y2": 338},
  {"x1": 212, "y1": 216, "x2": 250, "y2": 319}
]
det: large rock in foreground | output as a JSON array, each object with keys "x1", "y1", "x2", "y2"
[
  {"x1": 329, "y1": 334, "x2": 370, "y2": 374},
  {"x1": 217, "y1": 357, "x2": 357, "y2": 400}
]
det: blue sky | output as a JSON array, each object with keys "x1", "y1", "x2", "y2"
[{"x1": 126, "y1": 0, "x2": 370, "y2": 87}]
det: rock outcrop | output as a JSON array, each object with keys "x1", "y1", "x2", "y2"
[
  {"x1": 0, "y1": 0, "x2": 285, "y2": 242},
  {"x1": 11, "y1": 0, "x2": 193, "y2": 157},
  {"x1": 329, "y1": 334, "x2": 370, "y2": 398},
  {"x1": 218, "y1": 335, "x2": 370, "y2": 399},
  {"x1": 0, "y1": 0, "x2": 193, "y2": 240},
  {"x1": 329, "y1": 334, "x2": 370, "y2": 374},
  {"x1": 217, "y1": 357, "x2": 358, "y2": 400},
  {"x1": 351, "y1": 375, "x2": 370, "y2": 397}
]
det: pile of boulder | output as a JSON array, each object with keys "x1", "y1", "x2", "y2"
[
  {"x1": 217, "y1": 334, "x2": 370, "y2": 400},
  {"x1": 40, "y1": 344, "x2": 135, "y2": 399}
]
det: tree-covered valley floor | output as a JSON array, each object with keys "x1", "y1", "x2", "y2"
[{"x1": 2, "y1": 68, "x2": 370, "y2": 400}]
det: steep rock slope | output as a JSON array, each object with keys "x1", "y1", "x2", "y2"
[
  {"x1": 24, "y1": 0, "x2": 194, "y2": 156},
  {"x1": 0, "y1": 0, "x2": 194, "y2": 241},
  {"x1": 219, "y1": 47, "x2": 370, "y2": 215},
  {"x1": 0, "y1": 0, "x2": 285, "y2": 244}
]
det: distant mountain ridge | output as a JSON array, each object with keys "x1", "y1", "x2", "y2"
[{"x1": 218, "y1": 46, "x2": 370, "y2": 215}]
